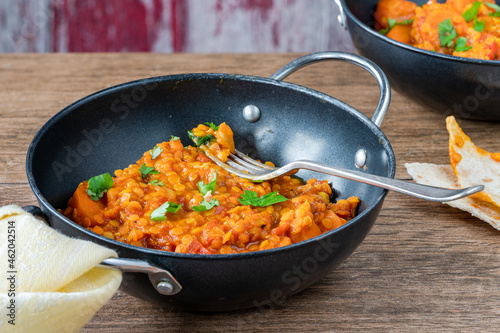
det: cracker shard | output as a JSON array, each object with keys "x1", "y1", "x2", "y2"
[
  {"x1": 446, "y1": 116, "x2": 500, "y2": 207},
  {"x1": 405, "y1": 162, "x2": 500, "y2": 231}
]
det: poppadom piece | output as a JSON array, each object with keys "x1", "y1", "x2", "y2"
[
  {"x1": 447, "y1": 116, "x2": 500, "y2": 207},
  {"x1": 405, "y1": 162, "x2": 500, "y2": 230}
]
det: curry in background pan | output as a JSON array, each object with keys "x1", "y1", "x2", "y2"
[{"x1": 375, "y1": 0, "x2": 500, "y2": 60}]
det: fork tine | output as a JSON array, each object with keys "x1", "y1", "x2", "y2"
[
  {"x1": 227, "y1": 151, "x2": 276, "y2": 173},
  {"x1": 227, "y1": 157, "x2": 266, "y2": 173},
  {"x1": 234, "y1": 150, "x2": 276, "y2": 170},
  {"x1": 202, "y1": 149, "x2": 266, "y2": 179}
]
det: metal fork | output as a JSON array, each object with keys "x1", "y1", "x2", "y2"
[{"x1": 202, "y1": 149, "x2": 484, "y2": 202}]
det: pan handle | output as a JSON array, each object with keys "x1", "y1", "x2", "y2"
[
  {"x1": 270, "y1": 51, "x2": 391, "y2": 128},
  {"x1": 21, "y1": 205, "x2": 182, "y2": 296}
]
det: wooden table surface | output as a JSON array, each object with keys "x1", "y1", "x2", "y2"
[{"x1": 1, "y1": 53, "x2": 500, "y2": 332}]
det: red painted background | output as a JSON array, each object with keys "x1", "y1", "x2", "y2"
[{"x1": 0, "y1": 0, "x2": 353, "y2": 53}]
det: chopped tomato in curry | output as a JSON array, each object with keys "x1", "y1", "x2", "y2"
[{"x1": 62, "y1": 122, "x2": 359, "y2": 254}]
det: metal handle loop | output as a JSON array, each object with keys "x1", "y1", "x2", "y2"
[
  {"x1": 101, "y1": 258, "x2": 182, "y2": 296},
  {"x1": 333, "y1": 0, "x2": 348, "y2": 30},
  {"x1": 270, "y1": 51, "x2": 391, "y2": 128}
]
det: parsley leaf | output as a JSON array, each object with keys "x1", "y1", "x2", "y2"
[
  {"x1": 198, "y1": 171, "x2": 217, "y2": 195},
  {"x1": 139, "y1": 163, "x2": 160, "y2": 178},
  {"x1": 149, "y1": 179, "x2": 165, "y2": 186},
  {"x1": 462, "y1": 2, "x2": 485, "y2": 31},
  {"x1": 205, "y1": 122, "x2": 219, "y2": 131},
  {"x1": 151, "y1": 201, "x2": 181, "y2": 221},
  {"x1": 87, "y1": 173, "x2": 114, "y2": 201},
  {"x1": 170, "y1": 135, "x2": 180, "y2": 141},
  {"x1": 463, "y1": 1, "x2": 482, "y2": 21},
  {"x1": 474, "y1": 17, "x2": 485, "y2": 31},
  {"x1": 188, "y1": 131, "x2": 215, "y2": 147},
  {"x1": 150, "y1": 145, "x2": 163, "y2": 159},
  {"x1": 238, "y1": 190, "x2": 288, "y2": 207},
  {"x1": 486, "y1": 2, "x2": 500, "y2": 16},
  {"x1": 455, "y1": 37, "x2": 472, "y2": 52},
  {"x1": 193, "y1": 198, "x2": 220, "y2": 211},
  {"x1": 438, "y1": 18, "x2": 457, "y2": 47},
  {"x1": 486, "y1": 2, "x2": 500, "y2": 11},
  {"x1": 379, "y1": 18, "x2": 413, "y2": 35}
]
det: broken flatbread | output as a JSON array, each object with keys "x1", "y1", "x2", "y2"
[
  {"x1": 447, "y1": 116, "x2": 500, "y2": 207},
  {"x1": 405, "y1": 162, "x2": 500, "y2": 231}
]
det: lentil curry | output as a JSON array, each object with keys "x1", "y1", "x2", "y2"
[
  {"x1": 62, "y1": 122, "x2": 359, "y2": 254},
  {"x1": 375, "y1": 0, "x2": 500, "y2": 60}
]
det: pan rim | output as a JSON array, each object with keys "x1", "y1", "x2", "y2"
[{"x1": 26, "y1": 72, "x2": 395, "y2": 261}]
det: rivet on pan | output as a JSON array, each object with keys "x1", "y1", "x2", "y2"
[
  {"x1": 242, "y1": 105, "x2": 261, "y2": 122},
  {"x1": 354, "y1": 149, "x2": 367, "y2": 168},
  {"x1": 156, "y1": 280, "x2": 174, "y2": 295}
]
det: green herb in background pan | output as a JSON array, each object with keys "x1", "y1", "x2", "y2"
[
  {"x1": 462, "y1": 1, "x2": 485, "y2": 31},
  {"x1": 454, "y1": 37, "x2": 472, "y2": 52},
  {"x1": 486, "y1": 2, "x2": 500, "y2": 16},
  {"x1": 379, "y1": 18, "x2": 413, "y2": 35},
  {"x1": 438, "y1": 18, "x2": 458, "y2": 47},
  {"x1": 86, "y1": 173, "x2": 114, "y2": 201}
]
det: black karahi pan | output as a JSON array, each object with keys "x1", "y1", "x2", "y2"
[
  {"x1": 336, "y1": 0, "x2": 500, "y2": 121},
  {"x1": 26, "y1": 52, "x2": 395, "y2": 311}
]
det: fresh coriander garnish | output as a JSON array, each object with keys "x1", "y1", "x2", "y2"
[
  {"x1": 149, "y1": 179, "x2": 165, "y2": 186},
  {"x1": 463, "y1": 2, "x2": 485, "y2": 31},
  {"x1": 198, "y1": 171, "x2": 217, "y2": 195},
  {"x1": 86, "y1": 173, "x2": 114, "y2": 201},
  {"x1": 151, "y1": 201, "x2": 181, "y2": 221},
  {"x1": 454, "y1": 37, "x2": 472, "y2": 52},
  {"x1": 170, "y1": 135, "x2": 180, "y2": 141},
  {"x1": 193, "y1": 198, "x2": 220, "y2": 211},
  {"x1": 486, "y1": 2, "x2": 500, "y2": 16},
  {"x1": 204, "y1": 122, "x2": 219, "y2": 131},
  {"x1": 463, "y1": 1, "x2": 481, "y2": 21},
  {"x1": 150, "y1": 145, "x2": 163, "y2": 159},
  {"x1": 379, "y1": 18, "x2": 413, "y2": 35},
  {"x1": 438, "y1": 18, "x2": 457, "y2": 47},
  {"x1": 379, "y1": 18, "x2": 397, "y2": 35},
  {"x1": 187, "y1": 131, "x2": 215, "y2": 147},
  {"x1": 139, "y1": 163, "x2": 160, "y2": 178},
  {"x1": 474, "y1": 17, "x2": 485, "y2": 31},
  {"x1": 193, "y1": 171, "x2": 219, "y2": 211},
  {"x1": 238, "y1": 190, "x2": 288, "y2": 207}
]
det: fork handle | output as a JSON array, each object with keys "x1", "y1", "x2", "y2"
[{"x1": 279, "y1": 160, "x2": 483, "y2": 202}]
